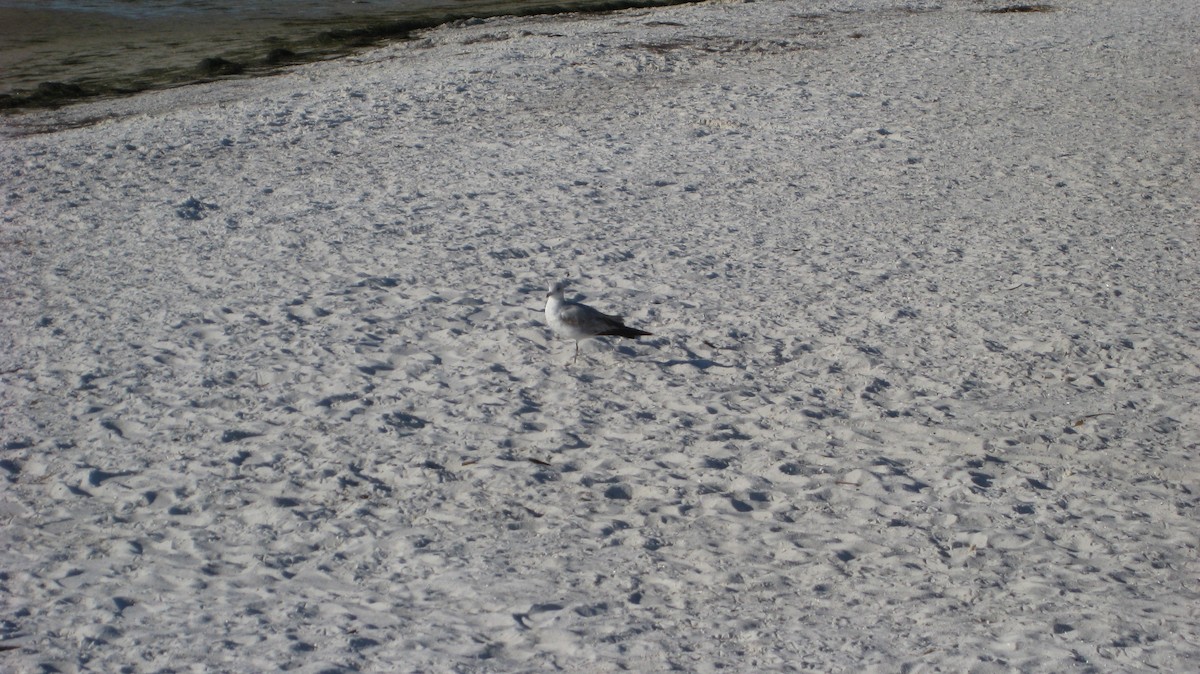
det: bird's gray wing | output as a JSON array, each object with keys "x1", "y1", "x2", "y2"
[{"x1": 560, "y1": 303, "x2": 625, "y2": 332}]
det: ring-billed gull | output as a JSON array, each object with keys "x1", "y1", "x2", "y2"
[{"x1": 545, "y1": 280, "x2": 652, "y2": 362}]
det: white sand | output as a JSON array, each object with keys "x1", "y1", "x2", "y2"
[{"x1": 2, "y1": 0, "x2": 1198, "y2": 671}]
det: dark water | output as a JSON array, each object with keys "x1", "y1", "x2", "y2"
[{"x1": 0, "y1": 0, "x2": 693, "y2": 110}]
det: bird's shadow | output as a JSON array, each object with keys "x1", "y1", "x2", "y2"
[
  {"x1": 653, "y1": 357, "x2": 733, "y2": 370},
  {"x1": 647, "y1": 342, "x2": 736, "y2": 370}
]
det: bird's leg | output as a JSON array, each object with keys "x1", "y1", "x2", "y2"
[{"x1": 573, "y1": 341, "x2": 580, "y2": 363}]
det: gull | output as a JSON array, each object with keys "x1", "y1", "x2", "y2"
[{"x1": 545, "y1": 280, "x2": 652, "y2": 362}]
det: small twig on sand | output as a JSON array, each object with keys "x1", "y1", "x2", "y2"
[{"x1": 1073, "y1": 412, "x2": 1116, "y2": 426}]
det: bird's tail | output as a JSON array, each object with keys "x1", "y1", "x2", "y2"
[{"x1": 601, "y1": 327, "x2": 653, "y2": 339}]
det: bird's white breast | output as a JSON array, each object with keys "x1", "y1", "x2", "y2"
[{"x1": 546, "y1": 297, "x2": 590, "y2": 341}]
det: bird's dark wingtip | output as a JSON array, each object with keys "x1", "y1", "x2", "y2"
[{"x1": 601, "y1": 327, "x2": 653, "y2": 339}]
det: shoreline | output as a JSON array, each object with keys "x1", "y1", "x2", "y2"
[{"x1": 0, "y1": 0, "x2": 703, "y2": 112}]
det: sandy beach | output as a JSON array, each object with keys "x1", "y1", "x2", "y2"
[{"x1": 2, "y1": 0, "x2": 1198, "y2": 671}]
